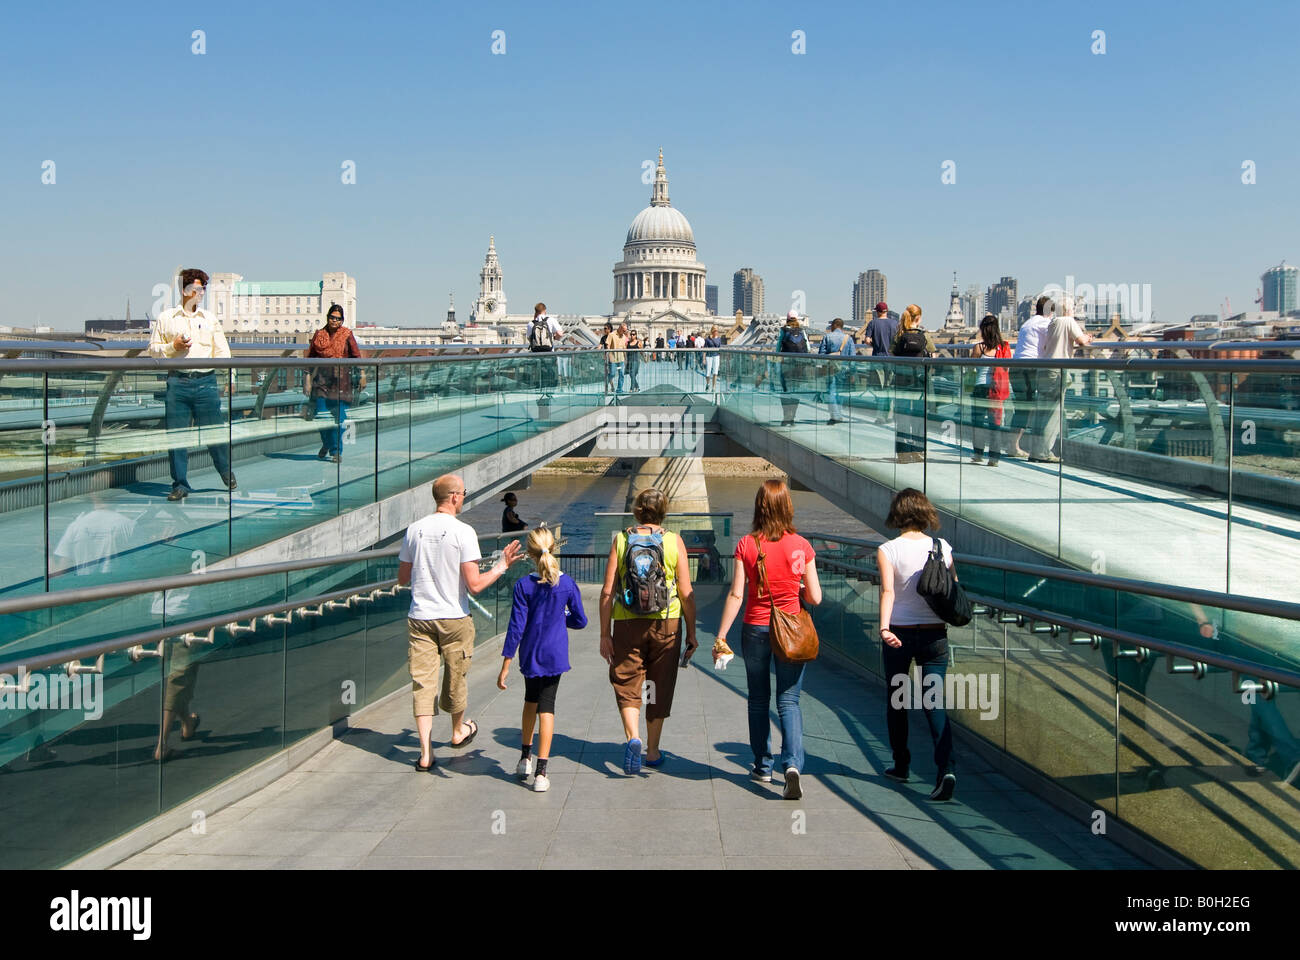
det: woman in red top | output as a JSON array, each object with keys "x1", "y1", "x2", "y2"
[
  {"x1": 714, "y1": 479, "x2": 822, "y2": 798},
  {"x1": 305, "y1": 304, "x2": 365, "y2": 462}
]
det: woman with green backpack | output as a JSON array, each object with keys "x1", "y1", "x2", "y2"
[{"x1": 598, "y1": 488, "x2": 698, "y2": 773}]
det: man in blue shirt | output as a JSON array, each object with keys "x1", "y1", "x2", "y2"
[
  {"x1": 819, "y1": 317, "x2": 855, "y2": 424},
  {"x1": 863, "y1": 302, "x2": 898, "y2": 422}
]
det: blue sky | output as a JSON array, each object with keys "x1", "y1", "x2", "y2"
[{"x1": 1, "y1": 0, "x2": 1295, "y2": 330}]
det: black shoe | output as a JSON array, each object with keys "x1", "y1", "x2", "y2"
[
  {"x1": 167, "y1": 487, "x2": 189, "y2": 501},
  {"x1": 884, "y1": 766, "x2": 910, "y2": 783},
  {"x1": 318, "y1": 446, "x2": 330, "y2": 461},
  {"x1": 929, "y1": 773, "x2": 956, "y2": 801},
  {"x1": 223, "y1": 473, "x2": 238, "y2": 489}
]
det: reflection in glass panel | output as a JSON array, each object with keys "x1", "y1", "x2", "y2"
[
  {"x1": 1117, "y1": 673, "x2": 1300, "y2": 869},
  {"x1": 1063, "y1": 366, "x2": 1228, "y2": 593},
  {"x1": 1004, "y1": 623, "x2": 1117, "y2": 816},
  {"x1": 0, "y1": 654, "x2": 163, "y2": 868},
  {"x1": 158, "y1": 572, "x2": 288, "y2": 810},
  {"x1": 1229, "y1": 369, "x2": 1300, "y2": 604}
]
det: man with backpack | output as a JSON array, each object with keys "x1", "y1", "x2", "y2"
[
  {"x1": 818, "y1": 316, "x2": 855, "y2": 425},
  {"x1": 528, "y1": 303, "x2": 562, "y2": 353},
  {"x1": 527, "y1": 303, "x2": 563, "y2": 394},
  {"x1": 775, "y1": 311, "x2": 809, "y2": 426}
]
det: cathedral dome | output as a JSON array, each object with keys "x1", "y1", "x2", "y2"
[{"x1": 626, "y1": 205, "x2": 695, "y2": 246}]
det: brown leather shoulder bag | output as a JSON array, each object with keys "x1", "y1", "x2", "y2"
[{"x1": 755, "y1": 537, "x2": 819, "y2": 663}]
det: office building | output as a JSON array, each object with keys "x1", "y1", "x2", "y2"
[{"x1": 851, "y1": 269, "x2": 888, "y2": 325}]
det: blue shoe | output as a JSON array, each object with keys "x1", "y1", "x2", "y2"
[
  {"x1": 643, "y1": 750, "x2": 667, "y2": 768},
  {"x1": 624, "y1": 738, "x2": 643, "y2": 774}
]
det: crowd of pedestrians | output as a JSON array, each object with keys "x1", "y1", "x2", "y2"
[{"x1": 394, "y1": 471, "x2": 962, "y2": 804}]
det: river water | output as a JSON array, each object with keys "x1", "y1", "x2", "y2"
[{"x1": 461, "y1": 473, "x2": 879, "y2": 553}]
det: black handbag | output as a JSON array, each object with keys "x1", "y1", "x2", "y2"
[{"x1": 917, "y1": 538, "x2": 973, "y2": 627}]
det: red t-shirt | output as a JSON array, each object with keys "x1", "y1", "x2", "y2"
[{"x1": 734, "y1": 533, "x2": 816, "y2": 626}]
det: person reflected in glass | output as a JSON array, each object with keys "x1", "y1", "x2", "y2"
[
  {"x1": 818, "y1": 316, "x2": 855, "y2": 425},
  {"x1": 971, "y1": 314, "x2": 1012, "y2": 465},
  {"x1": 714, "y1": 480, "x2": 821, "y2": 798},
  {"x1": 776, "y1": 312, "x2": 811, "y2": 426},
  {"x1": 305, "y1": 304, "x2": 364, "y2": 463},
  {"x1": 890, "y1": 304, "x2": 934, "y2": 464},
  {"x1": 148, "y1": 267, "x2": 235, "y2": 500},
  {"x1": 626, "y1": 330, "x2": 642, "y2": 391}
]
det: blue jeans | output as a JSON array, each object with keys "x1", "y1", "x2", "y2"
[
  {"x1": 1246, "y1": 698, "x2": 1300, "y2": 774},
  {"x1": 883, "y1": 625, "x2": 953, "y2": 779},
  {"x1": 165, "y1": 373, "x2": 231, "y2": 490},
  {"x1": 611, "y1": 361, "x2": 626, "y2": 394},
  {"x1": 315, "y1": 397, "x2": 348, "y2": 455},
  {"x1": 740, "y1": 623, "x2": 806, "y2": 775},
  {"x1": 827, "y1": 372, "x2": 844, "y2": 420}
]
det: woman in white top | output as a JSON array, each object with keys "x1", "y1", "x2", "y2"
[{"x1": 876, "y1": 488, "x2": 957, "y2": 801}]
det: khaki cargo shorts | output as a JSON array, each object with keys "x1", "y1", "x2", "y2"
[{"x1": 407, "y1": 616, "x2": 475, "y2": 718}]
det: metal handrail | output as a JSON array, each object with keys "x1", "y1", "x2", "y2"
[
  {"x1": 815, "y1": 555, "x2": 1300, "y2": 693},
  {"x1": 2, "y1": 349, "x2": 1299, "y2": 374},
  {"x1": 964, "y1": 593, "x2": 1300, "y2": 694},
  {"x1": 0, "y1": 547, "x2": 400, "y2": 617},
  {"x1": 719, "y1": 348, "x2": 1300, "y2": 374},
  {"x1": 0, "y1": 578, "x2": 400, "y2": 678},
  {"x1": 803, "y1": 531, "x2": 1300, "y2": 622}
]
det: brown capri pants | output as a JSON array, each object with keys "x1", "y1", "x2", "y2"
[
  {"x1": 407, "y1": 616, "x2": 475, "y2": 718},
  {"x1": 163, "y1": 642, "x2": 198, "y2": 715},
  {"x1": 610, "y1": 617, "x2": 681, "y2": 722}
]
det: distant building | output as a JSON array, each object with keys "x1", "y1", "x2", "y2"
[
  {"x1": 1261, "y1": 261, "x2": 1298, "y2": 314},
  {"x1": 985, "y1": 276, "x2": 1017, "y2": 331},
  {"x1": 705, "y1": 284, "x2": 718, "y2": 315},
  {"x1": 960, "y1": 284, "x2": 982, "y2": 326},
  {"x1": 851, "y1": 269, "x2": 888, "y2": 325},
  {"x1": 207, "y1": 272, "x2": 357, "y2": 334},
  {"x1": 1015, "y1": 295, "x2": 1035, "y2": 326},
  {"x1": 733, "y1": 268, "x2": 765, "y2": 318}
]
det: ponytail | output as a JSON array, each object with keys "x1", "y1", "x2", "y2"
[{"x1": 527, "y1": 525, "x2": 561, "y2": 587}]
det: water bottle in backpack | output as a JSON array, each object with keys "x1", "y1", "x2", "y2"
[{"x1": 620, "y1": 526, "x2": 670, "y2": 614}]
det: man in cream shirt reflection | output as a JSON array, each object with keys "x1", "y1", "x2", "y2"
[{"x1": 148, "y1": 267, "x2": 236, "y2": 500}]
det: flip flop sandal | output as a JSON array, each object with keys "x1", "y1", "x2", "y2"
[
  {"x1": 624, "y1": 738, "x2": 643, "y2": 774},
  {"x1": 414, "y1": 756, "x2": 437, "y2": 772},
  {"x1": 643, "y1": 751, "x2": 667, "y2": 768},
  {"x1": 181, "y1": 713, "x2": 201, "y2": 741},
  {"x1": 452, "y1": 719, "x2": 478, "y2": 748}
]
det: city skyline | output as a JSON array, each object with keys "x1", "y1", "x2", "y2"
[{"x1": 2, "y1": 1, "x2": 1296, "y2": 331}]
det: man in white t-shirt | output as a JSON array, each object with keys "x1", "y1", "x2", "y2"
[
  {"x1": 398, "y1": 474, "x2": 523, "y2": 770},
  {"x1": 1008, "y1": 296, "x2": 1054, "y2": 458},
  {"x1": 1030, "y1": 306, "x2": 1092, "y2": 462}
]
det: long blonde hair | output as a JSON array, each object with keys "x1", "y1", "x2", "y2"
[
  {"x1": 901, "y1": 304, "x2": 923, "y2": 330},
  {"x1": 527, "y1": 525, "x2": 561, "y2": 587}
]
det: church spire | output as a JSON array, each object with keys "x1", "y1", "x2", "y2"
[{"x1": 650, "y1": 148, "x2": 670, "y2": 207}]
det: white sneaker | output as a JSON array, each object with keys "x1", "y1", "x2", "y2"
[
  {"x1": 533, "y1": 773, "x2": 550, "y2": 793},
  {"x1": 516, "y1": 757, "x2": 534, "y2": 781},
  {"x1": 783, "y1": 768, "x2": 803, "y2": 800}
]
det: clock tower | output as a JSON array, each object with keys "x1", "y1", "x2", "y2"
[{"x1": 472, "y1": 236, "x2": 507, "y2": 324}]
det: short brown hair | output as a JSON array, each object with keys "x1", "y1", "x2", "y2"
[
  {"x1": 751, "y1": 479, "x2": 796, "y2": 542},
  {"x1": 886, "y1": 488, "x2": 939, "y2": 532},
  {"x1": 534, "y1": 302, "x2": 546, "y2": 316},
  {"x1": 631, "y1": 488, "x2": 668, "y2": 525},
  {"x1": 179, "y1": 268, "x2": 209, "y2": 291},
  {"x1": 830, "y1": 317, "x2": 844, "y2": 330}
]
